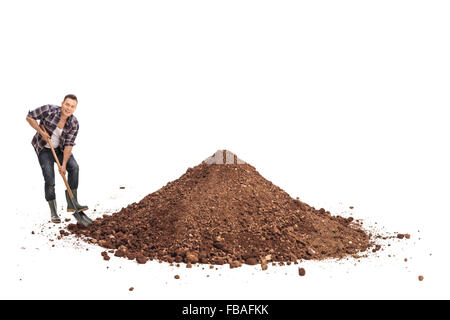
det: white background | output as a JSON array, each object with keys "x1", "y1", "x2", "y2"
[{"x1": 0, "y1": 0, "x2": 449, "y2": 299}]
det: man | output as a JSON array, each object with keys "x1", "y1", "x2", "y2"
[{"x1": 26, "y1": 94, "x2": 91, "y2": 226}]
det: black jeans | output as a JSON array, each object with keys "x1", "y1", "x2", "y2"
[{"x1": 38, "y1": 147, "x2": 79, "y2": 201}]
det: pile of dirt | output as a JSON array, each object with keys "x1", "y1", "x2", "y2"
[{"x1": 68, "y1": 150, "x2": 374, "y2": 266}]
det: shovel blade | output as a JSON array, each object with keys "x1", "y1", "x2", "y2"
[{"x1": 73, "y1": 211, "x2": 92, "y2": 227}]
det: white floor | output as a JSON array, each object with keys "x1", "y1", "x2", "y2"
[{"x1": 2, "y1": 177, "x2": 445, "y2": 299}]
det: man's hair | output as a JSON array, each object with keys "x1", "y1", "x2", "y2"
[{"x1": 63, "y1": 94, "x2": 78, "y2": 103}]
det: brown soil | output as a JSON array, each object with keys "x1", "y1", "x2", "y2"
[
  {"x1": 68, "y1": 150, "x2": 374, "y2": 267},
  {"x1": 298, "y1": 267, "x2": 306, "y2": 276}
]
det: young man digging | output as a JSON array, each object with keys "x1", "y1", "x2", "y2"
[{"x1": 26, "y1": 94, "x2": 92, "y2": 226}]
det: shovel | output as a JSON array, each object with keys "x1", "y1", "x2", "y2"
[{"x1": 41, "y1": 125, "x2": 92, "y2": 227}]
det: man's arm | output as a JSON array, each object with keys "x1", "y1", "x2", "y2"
[
  {"x1": 26, "y1": 116, "x2": 50, "y2": 141},
  {"x1": 59, "y1": 146, "x2": 73, "y2": 176},
  {"x1": 26, "y1": 105, "x2": 53, "y2": 140},
  {"x1": 59, "y1": 122, "x2": 79, "y2": 176}
]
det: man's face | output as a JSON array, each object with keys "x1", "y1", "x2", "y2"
[{"x1": 61, "y1": 98, "x2": 77, "y2": 117}]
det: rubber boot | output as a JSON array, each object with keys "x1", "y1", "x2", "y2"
[
  {"x1": 48, "y1": 199, "x2": 61, "y2": 223},
  {"x1": 66, "y1": 189, "x2": 88, "y2": 212}
]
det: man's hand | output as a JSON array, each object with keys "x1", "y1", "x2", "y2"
[{"x1": 59, "y1": 165, "x2": 66, "y2": 176}]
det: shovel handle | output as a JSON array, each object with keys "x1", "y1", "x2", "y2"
[{"x1": 40, "y1": 125, "x2": 75, "y2": 199}]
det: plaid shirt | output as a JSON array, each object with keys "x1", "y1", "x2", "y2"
[{"x1": 27, "y1": 104, "x2": 79, "y2": 156}]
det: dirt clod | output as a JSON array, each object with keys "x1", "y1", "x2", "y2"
[
  {"x1": 298, "y1": 267, "x2": 306, "y2": 276},
  {"x1": 185, "y1": 252, "x2": 199, "y2": 264},
  {"x1": 136, "y1": 254, "x2": 148, "y2": 264},
  {"x1": 245, "y1": 257, "x2": 259, "y2": 266},
  {"x1": 59, "y1": 230, "x2": 69, "y2": 236},
  {"x1": 372, "y1": 244, "x2": 382, "y2": 253}
]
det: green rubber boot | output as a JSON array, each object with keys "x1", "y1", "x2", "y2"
[
  {"x1": 48, "y1": 199, "x2": 61, "y2": 223},
  {"x1": 65, "y1": 189, "x2": 88, "y2": 212}
]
